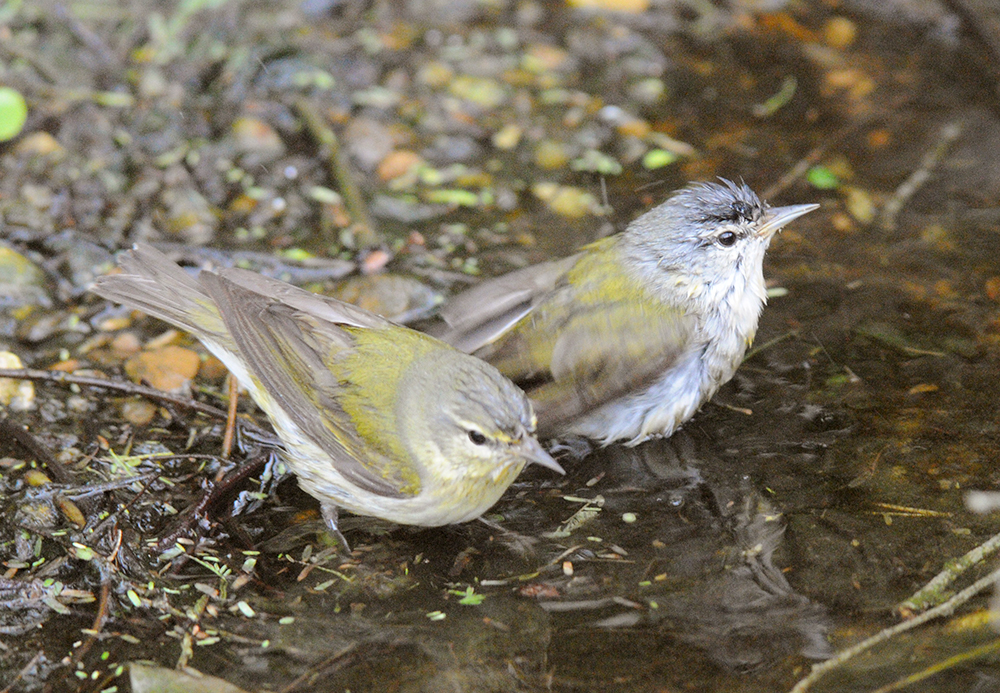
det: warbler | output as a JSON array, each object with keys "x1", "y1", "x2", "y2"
[
  {"x1": 435, "y1": 179, "x2": 819, "y2": 446},
  {"x1": 92, "y1": 244, "x2": 563, "y2": 541}
]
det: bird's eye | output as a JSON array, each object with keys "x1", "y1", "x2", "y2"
[
  {"x1": 717, "y1": 231, "x2": 738, "y2": 247},
  {"x1": 468, "y1": 430, "x2": 488, "y2": 445}
]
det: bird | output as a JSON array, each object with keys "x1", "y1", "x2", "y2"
[
  {"x1": 92, "y1": 244, "x2": 563, "y2": 546},
  {"x1": 434, "y1": 179, "x2": 819, "y2": 447}
]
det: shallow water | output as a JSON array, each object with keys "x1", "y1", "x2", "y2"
[{"x1": 4, "y1": 1, "x2": 1000, "y2": 692}]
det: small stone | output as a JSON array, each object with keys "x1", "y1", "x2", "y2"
[
  {"x1": 199, "y1": 354, "x2": 229, "y2": 382},
  {"x1": 15, "y1": 132, "x2": 63, "y2": 157},
  {"x1": 344, "y1": 118, "x2": 395, "y2": 172},
  {"x1": 628, "y1": 77, "x2": 666, "y2": 104},
  {"x1": 417, "y1": 61, "x2": 454, "y2": 88},
  {"x1": 377, "y1": 150, "x2": 423, "y2": 181},
  {"x1": 111, "y1": 332, "x2": 142, "y2": 359},
  {"x1": 360, "y1": 249, "x2": 392, "y2": 275},
  {"x1": 522, "y1": 44, "x2": 571, "y2": 73},
  {"x1": 124, "y1": 346, "x2": 201, "y2": 393},
  {"x1": 448, "y1": 75, "x2": 507, "y2": 109},
  {"x1": 66, "y1": 395, "x2": 93, "y2": 415},
  {"x1": 0, "y1": 244, "x2": 51, "y2": 308},
  {"x1": 985, "y1": 277, "x2": 1000, "y2": 302},
  {"x1": 160, "y1": 186, "x2": 217, "y2": 245},
  {"x1": 0, "y1": 351, "x2": 34, "y2": 411},
  {"x1": 329, "y1": 274, "x2": 441, "y2": 323},
  {"x1": 842, "y1": 186, "x2": 877, "y2": 224},
  {"x1": 567, "y1": 0, "x2": 649, "y2": 11},
  {"x1": 534, "y1": 140, "x2": 570, "y2": 169},
  {"x1": 492, "y1": 124, "x2": 523, "y2": 150},
  {"x1": 532, "y1": 183, "x2": 599, "y2": 218},
  {"x1": 823, "y1": 17, "x2": 857, "y2": 50},
  {"x1": 230, "y1": 117, "x2": 285, "y2": 161},
  {"x1": 121, "y1": 398, "x2": 158, "y2": 426},
  {"x1": 617, "y1": 117, "x2": 650, "y2": 139}
]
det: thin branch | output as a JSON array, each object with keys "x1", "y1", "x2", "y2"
[
  {"x1": 295, "y1": 97, "x2": 382, "y2": 249},
  {"x1": 897, "y1": 530, "x2": 1000, "y2": 616},
  {"x1": 789, "y1": 563, "x2": 1000, "y2": 693},
  {"x1": 0, "y1": 367, "x2": 263, "y2": 432},
  {"x1": 880, "y1": 121, "x2": 963, "y2": 233}
]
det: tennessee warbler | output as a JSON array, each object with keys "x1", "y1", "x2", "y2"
[
  {"x1": 435, "y1": 179, "x2": 818, "y2": 446},
  {"x1": 92, "y1": 244, "x2": 563, "y2": 544}
]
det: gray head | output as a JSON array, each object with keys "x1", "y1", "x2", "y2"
[{"x1": 622, "y1": 179, "x2": 818, "y2": 308}]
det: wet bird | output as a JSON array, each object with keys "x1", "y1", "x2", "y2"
[
  {"x1": 93, "y1": 244, "x2": 563, "y2": 545},
  {"x1": 435, "y1": 180, "x2": 819, "y2": 446}
]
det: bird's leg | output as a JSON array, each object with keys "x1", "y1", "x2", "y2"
[
  {"x1": 321, "y1": 502, "x2": 352, "y2": 554},
  {"x1": 547, "y1": 436, "x2": 592, "y2": 460}
]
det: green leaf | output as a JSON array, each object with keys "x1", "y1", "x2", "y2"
[
  {"x1": 806, "y1": 166, "x2": 840, "y2": 190},
  {"x1": 0, "y1": 87, "x2": 28, "y2": 142}
]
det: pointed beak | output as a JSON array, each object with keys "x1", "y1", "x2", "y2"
[
  {"x1": 517, "y1": 436, "x2": 565, "y2": 475},
  {"x1": 757, "y1": 203, "x2": 820, "y2": 239}
]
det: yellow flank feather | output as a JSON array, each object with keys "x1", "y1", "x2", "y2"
[{"x1": 330, "y1": 326, "x2": 440, "y2": 494}]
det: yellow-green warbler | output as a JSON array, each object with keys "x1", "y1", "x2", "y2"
[
  {"x1": 435, "y1": 180, "x2": 819, "y2": 446},
  {"x1": 92, "y1": 245, "x2": 563, "y2": 543}
]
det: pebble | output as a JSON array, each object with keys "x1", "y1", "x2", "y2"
[
  {"x1": 534, "y1": 140, "x2": 571, "y2": 169},
  {"x1": 0, "y1": 351, "x2": 34, "y2": 411},
  {"x1": 329, "y1": 274, "x2": 441, "y2": 323},
  {"x1": 377, "y1": 150, "x2": 424, "y2": 181},
  {"x1": 124, "y1": 345, "x2": 201, "y2": 393},
  {"x1": 823, "y1": 17, "x2": 857, "y2": 50},
  {"x1": 121, "y1": 398, "x2": 158, "y2": 426}
]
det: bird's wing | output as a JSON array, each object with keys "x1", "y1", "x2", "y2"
[
  {"x1": 435, "y1": 254, "x2": 581, "y2": 353},
  {"x1": 216, "y1": 266, "x2": 393, "y2": 331},
  {"x1": 489, "y1": 300, "x2": 695, "y2": 437},
  {"x1": 200, "y1": 271, "x2": 415, "y2": 498}
]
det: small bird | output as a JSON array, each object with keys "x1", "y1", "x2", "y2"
[
  {"x1": 92, "y1": 244, "x2": 563, "y2": 544},
  {"x1": 435, "y1": 180, "x2": 819, "y2": 447}
]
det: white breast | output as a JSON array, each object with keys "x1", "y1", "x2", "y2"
[{"x1": 565, "y1": 252, "x2": 768, "y2": 446}]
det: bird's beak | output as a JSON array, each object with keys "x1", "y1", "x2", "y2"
[
  {"x1": 757, "y1": 203, "x2": 820, "y2": 239},
  {"x1": 517, "y1": 436, "x2": 565, "y2": 474}
]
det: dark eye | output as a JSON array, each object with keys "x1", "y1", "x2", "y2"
[
  {"x1": 717, "y1": 231, "x2": 738, "y2": 247},
  {"x1": 468, "y1": 430, "x2": 487, "y2": 445}
]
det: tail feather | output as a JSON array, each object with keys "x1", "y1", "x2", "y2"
[{"x1": 91, "y1": 244, "x2": 228, "y2": 342}]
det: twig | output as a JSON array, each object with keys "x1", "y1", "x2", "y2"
[
  {"x1": 897, "y1": 529, "x2": 1000, "y2": 616},
  {"x1": 880, "y1": 121, "x2": 963, "y2": 233},
  {"x1": 0, "y1": 651, "x2": 43, "y2": 693},
  {"x1": 42, "y1": 574, "x2": 111, "y2": 693},
  {"x1": 0, "y1": 367, "x2": 262, "y2": 432},
  {"x1": 761, "y1": 121, "x2": 868, "y2": 200},
  {"x1": 222, "y1": 374, "x2": 239, "y2": 459},
  {"x1": 0, "y1": 419, "x2": 70, "y2": 484},
  {"x1": 744, "y1": 330, "x2": 798, "y2": 362},
  {"x1": 295, "y1": 98, "x2": 382, "y2": 249},
  {"x1": 156, "y1": 448, "x2": 277, "y2": 552},
  {"x1": 88, "y1": 474, "x2": 163, "y2": 541},
  {"x1": 789, "y1": 562, "x2": 1000, "y2": 693},
  {"x1": 52, "y1": 2, "x2": 120, "y2": 70},
  {"x1": 278, "y1": 642, "x2": 360, "y2": 693},
  {"x1": 69, "y1": 580, "x2": 111, "y2": 667},
  {"x1": 869, "y1": 637, "x2": 1000, "y2": 693}
]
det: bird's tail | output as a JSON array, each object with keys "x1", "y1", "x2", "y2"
[{"x1": 91, "y1": 244, "x2": 229, "y2": 345}]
